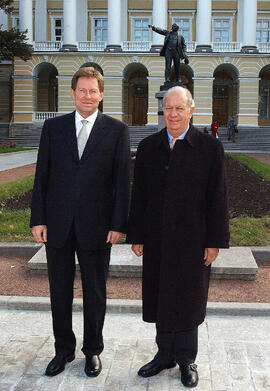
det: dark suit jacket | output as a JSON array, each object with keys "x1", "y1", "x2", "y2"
[
  {"x1": 30, "y1": 110, "x2": 130, "y2": 249},
  {"x1": 152, "y1": 26, "x2": 187, "y2": 58}
]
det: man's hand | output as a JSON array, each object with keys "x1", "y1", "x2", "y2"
[
  {"x1": 106, "y1": 231, "x2": 123, "y2": 244},
  {"x1": 32, "y1": 225, "x2": 47, "y2": 243},
  {"x1": 131, "y1": 244, "x2": 144, "y2": 257},
  {"x1": 148, "y1": 24, "x2": 153, "y2": 29},
  {"x1": 204, "y1": 248, "x2": 219, "y2": 266}
]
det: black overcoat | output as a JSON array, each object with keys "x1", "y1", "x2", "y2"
[
  {"x1": 127, "y1": 125, "x2": 229, "y2": 332},
  {"x1": 30, "y1": 110, "x2": 130, "y2": 250}
]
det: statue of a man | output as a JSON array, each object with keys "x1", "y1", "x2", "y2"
[{"x1": 149, "y1": 23, "x2": 189, "y2": 83}]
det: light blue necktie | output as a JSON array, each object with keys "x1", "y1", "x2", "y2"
[{"x1": 77, "y1": 119, "x2": 88, "y2": 159}]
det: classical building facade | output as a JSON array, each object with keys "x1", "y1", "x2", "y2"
[{"x1": 1, "y1": 0, "x2": 270, "y2": 130}]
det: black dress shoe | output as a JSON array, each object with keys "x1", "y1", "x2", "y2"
[
  {"x1": 180, "y1": 363, "x2": 198, "y2": 388},
  {"x1": 138, "y1": 358, "x2": 176, "y2": 377},
  {"x1": 85, "y1": 355, "x2": 102, "y2": 377},
  {"x1": 45, "y1": 354, "x2": 75, "y2": 377}
]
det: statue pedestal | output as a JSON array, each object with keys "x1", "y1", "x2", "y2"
[{"x1": 155, "y1": 81, "x2": 185, "y2": 130}]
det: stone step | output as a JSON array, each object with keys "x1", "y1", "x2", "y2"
[{"x1": 28, "y1": 244, "x2": 258, "y2": 281}]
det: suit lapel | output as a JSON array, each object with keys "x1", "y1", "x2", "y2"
[
  {"x1": 64, "y1": 111, "x2": 79, "y2": 160},
  {"x1": 80, "y1": 110, "x2": 106, "y2": 160}
]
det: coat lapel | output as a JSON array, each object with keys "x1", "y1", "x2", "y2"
[
  {"x1": 158, "y1": 127, "x2": 171, "y2": 153},
  {"x1": 80, "y1": 110, "x2": 106, "y2": 160},
  {"x1": 64, "y1": 111, "x2": 79, "y2": 161}
]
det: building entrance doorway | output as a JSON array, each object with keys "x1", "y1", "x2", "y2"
[
  {"x1": 123, "y1": 63, "x2": 148, "y2": 125},
  {"x1": 213, "y1": 64, "x2": 239, "y2": 126}
]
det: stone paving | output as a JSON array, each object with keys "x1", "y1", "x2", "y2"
[
  {"x1": 0, "y1": 310, "x2": 270, "y2": 391},
  {"x1": 0, "y1": 151, "x2": 37, "y2": 172}
]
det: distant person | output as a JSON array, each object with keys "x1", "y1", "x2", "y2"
[
  {"x1": 203, "y1": 127, "x2": 209, "y2": 134},
  {"x1": 30, "y1": 67, "x2": 130, "y2": 378},
  {"x1": 127, "y1": 86, "x2": 229, "y2": 389},
  {"x1": 227, "y1": 116, "x2": 237, "y2": 142},
  {"x1": 211, "y1": 120, "x2": 219, "y2": 138}
]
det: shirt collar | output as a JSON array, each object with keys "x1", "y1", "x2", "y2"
[
  {"x1": 167, "y1": 126, "x2": 189, "y2": 148},
  {"x1": 75, "y1": 110, "x2": 98, "y2": 126}
]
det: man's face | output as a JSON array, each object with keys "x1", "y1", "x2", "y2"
[
  {"x1": 70, "y1": 77, "x2": 104, "y2": 118},
  {"x1": 172, "y1": 24, "x2": 179, "y2": 32},
  {"x1": 163, "y1": 90, "x2": 194, "y2": 136}
]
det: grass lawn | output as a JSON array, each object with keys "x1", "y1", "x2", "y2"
[
  {"x1": 229, "y1": 153, "x2": 270, "y2": 182},
  {"x1": 0, "y1": 175, "x2": 34, "y2": 203},
  {"x1": 0, "y1": 154, "x2": 269, "y2": 245},
  {"x1": 0, "y1": 208, "x2": 33, "y2": 241},
  {"x1": 229, "y1": 216, "x2": 270, "y2": 246},
  {"x1": 0, "y1": 147, "x2": 36, "y2": 154}
]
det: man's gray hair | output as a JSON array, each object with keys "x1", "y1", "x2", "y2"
[{"x1": 163, "y1": 86, "x2": 195, "y2": 109}]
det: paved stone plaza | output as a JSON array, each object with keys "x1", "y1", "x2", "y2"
[
  {"x1": 0, "y1": 151, "x2": 37, "y2": 172},
  {"x1": 0, "y1": 309, "x2": 270, "y2": 391}
]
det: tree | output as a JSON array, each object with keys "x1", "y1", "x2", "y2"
[
  {"x1": 0, "y1": 28, "x2": 33, "y2": 61},
  {"x1": 0, "y1": 0, "x2": 13, "y2": 14},
  {"x1": 0, "y1": 0, "x2": 33, "y2": 61}
]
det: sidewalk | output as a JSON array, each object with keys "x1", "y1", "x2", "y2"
[
  {"x1": 247, "y1": 153, "x2": 270, "y2": 165},
  {"x1": 0, "y1": 308, "x2": 270, "y2": 391},
  {"x1": 0, "y1": 150, "x2": 37, "y2": 172}
]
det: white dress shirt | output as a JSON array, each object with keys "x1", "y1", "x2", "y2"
[{"x1": 75, "y1": 110, "x2": 98, "y2": 139}]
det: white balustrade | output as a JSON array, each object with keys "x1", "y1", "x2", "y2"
[
  {"x1": 212, "y1": 42, "x2": 242, "y2": 52},
  {"x1": 186, "y1": 42, "x2": 197, "y2": 52},
  {"x1": 122, "y1": 41, "x2": 151, "y2": 51},
  {"x1": 257, "y1": 42, "x2": 270, "y2": 53},
  {"x1": 34, "y1": 112, "x2": 58, "y2": 121},
  {"x1": 34, "y1": 42, "x2": 62, "y2": 51},
  {"x1": 78, "y1": 41, "x2": 107, "y2": 51}
]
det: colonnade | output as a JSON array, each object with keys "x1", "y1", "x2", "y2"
[{"x1": 16, "y1": 0, "x2": 258, "y2": 53}]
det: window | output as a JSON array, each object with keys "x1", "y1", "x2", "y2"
[
  {"x1": 12, "y1": 17, "x2": 20, "y2": 30},
  {"x1": 133, "y1": 18, "x2": 150, "y2": 41},
  {"x1": 94, "y1": 19, "x2": 107, "y2": 41},
  {"x1": 256, "y1": 19, "x2": 270, "y2": 43},
  {"x1": 53, "y1": 18, "x2": 63, "y2": 41},
  {"x1": 213, "y1": 19, "x2": 230, "y2": 42},
  {"x1": 173, "y1": 18, "x2": 192, "y2": 42}
]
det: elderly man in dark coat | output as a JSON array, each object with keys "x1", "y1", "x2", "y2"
[
  {"x1": 127, "y1": 86, "x2": 229, "y2": 388},
  {"x1": 149, "y1": 23, "x2": 189, "y2": 82}
]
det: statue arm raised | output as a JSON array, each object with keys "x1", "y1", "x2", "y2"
[{"x1": 149, "y1": 25, "x2": 167, "y2": 36}]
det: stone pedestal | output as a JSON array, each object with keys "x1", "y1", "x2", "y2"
[{"x1": 155, "y1": 81, "x2": 184, "y2": 130}]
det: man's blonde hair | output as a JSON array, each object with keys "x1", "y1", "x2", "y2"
[{"x1": 71, "y1": 66, "x2": 104, "y2": 92}]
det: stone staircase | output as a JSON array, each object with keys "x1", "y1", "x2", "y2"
[
  {"x1": 0, "y1": 124, "x2": 43, "y2": 148},
  {"x1": 128, "y1": 125, "x2": 158, "y2": 150},
  {"x1": 1, "y1": 123, "x2": 270, "y2": 153},
  {"x1": 217, "y1": 127, "x2": 270, "y2": 153}
]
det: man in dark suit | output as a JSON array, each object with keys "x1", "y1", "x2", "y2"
[
  {"x1": 30, "y1": 67, "x2": 130, "y2": 377},
  {"x1": 127, "y1": 86, "x2": 229, "y2": 388},
  {"x1": 149, "y1": 23, "x2": 189, "y2": 82}
]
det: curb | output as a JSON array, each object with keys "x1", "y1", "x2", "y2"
[{"x1": 0, "y1": 295, "x2": 270, "y2": 316}]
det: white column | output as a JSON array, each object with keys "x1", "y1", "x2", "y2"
[
  {"x1": 105, "y1": 0, "x2": 122, "y2": 51},
  {"x1": 121, "y1": 0, "x2": 128, "y2": 42},
  {"x1": 239, "y1": 0, "x2": 258, "y2": 53},
  {"x1": 195, "y1": 0, "x2": 212, "y2": 52},
  {"x1": 151, "y1": 0, "x2": 167, "y2": 50},
  {"x1": 35, "y1": 0, "x2": 47, "y2": 42},
  {"x1": 76, "y1": 0, "x2": 87, "y2": 42},
  {"x1": 0, "y1": 9, "x2": 8, "y2": 30},
  {"x1": 19, "y1": 0, "x2": 33, "y2": 45},
  {"x1": 61, "y1": 0, "x2": 77, "y2": 51}
]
